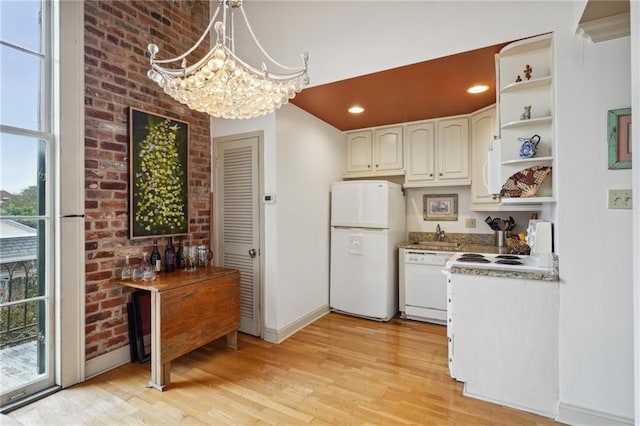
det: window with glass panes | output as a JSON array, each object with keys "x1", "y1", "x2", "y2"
[{"x1": 0, "y1": 0, "x2": 56, "y2": 407}]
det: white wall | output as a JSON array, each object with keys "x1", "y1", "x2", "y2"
[
  {"x1": 632, "y1": 3, "x2": 640, "y2": 422},
  {"x1": 554, "y1": 30, "x2": 634, "y2": 420},
  {"x1": 274, "y1": 104, "x2": 344, "y2": 329}
]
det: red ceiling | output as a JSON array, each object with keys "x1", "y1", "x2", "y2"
[{"x1": 290, "y1": 42, "x2": 510, "y2": 131}]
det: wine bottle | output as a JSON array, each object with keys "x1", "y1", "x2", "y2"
[
  {"x1": 165, "y1": 237, "x2": 176, "y2": 273},
  {"x1": 150, "y1": 239, "x2": 162, "y2": 273},
  {"x1": 176, "y1": 236, "x2": 186, "y2": 269}
]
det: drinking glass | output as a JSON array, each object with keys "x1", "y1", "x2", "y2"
[
  {"x1": 132, "y1": 264, "x2": 143, "y2": 281},
  {"x1": 141, "y1": 252, "x2": 157, "y2": 281},
  {"x1": 186, "y1": 246, "x2": 197, "y2": 271},
  {"x1": 121, "y1": 255, "x2": 133, "y2": 280}
]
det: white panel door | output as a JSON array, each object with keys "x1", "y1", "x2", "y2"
[
  {"x1": 373, "y1": 126, "x2": 403, "y2": 171},
  {"x1": 345, "y1": 131, "x2": 373, "y2": 173},
  {"x1": 405, "y1": 121, "x2": 436, "y2": 182},
  {"x1": 215, "y1": 134, "x2": 260, "y2": 336},
  {"x1": 437, "y1": 117, "x2": 469, "y2": 180}
]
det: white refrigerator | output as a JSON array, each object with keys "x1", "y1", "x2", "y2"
[{"x1": 330, "y1": 181, "x2": 406, "y2": 321}]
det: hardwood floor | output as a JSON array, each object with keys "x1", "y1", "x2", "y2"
[{"x1": 8, "y1": 313, "x2": 559, "y2": 425}]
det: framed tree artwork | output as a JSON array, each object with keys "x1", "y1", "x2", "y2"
[{"x1": 128, "y1": 108, "x2": 189, "y2": 239}]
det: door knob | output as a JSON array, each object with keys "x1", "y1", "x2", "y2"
[{"x1": 248, "y1": 248, "x2": 257, "y2": 258}]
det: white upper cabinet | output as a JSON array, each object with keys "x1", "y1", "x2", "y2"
[
  {"x1": 497, "y1": 33, "x2": 555, "y2": 204},
  {"x1": 470, "y1": 105, "x2": 499, "y2": 208},
  {"x1": 373, "y1": 126, "x2": 404, "y2": 172},
  {"x1": 436, "y1": 117, "x2": 470, "y2": 183},
  {"x1": 346, "y1": 130, "x2": 373, "y2": 174},
  {"x1": 404, "y1": 116, "x2": 470, "y2": 188},
  {"x1": 345, "y1": 126, "x2": 404, "y2": 177},
  {"x1": 404, "y1": 121, "x2": 436, "y2": 184}
]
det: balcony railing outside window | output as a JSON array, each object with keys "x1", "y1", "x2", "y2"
[{"x1": 0, "y1": 260, "x2": 39, "y2": 349}]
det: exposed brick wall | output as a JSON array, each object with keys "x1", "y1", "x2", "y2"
[{"x1": 83, "y1": 0, "x2": 211, "y2": 360}]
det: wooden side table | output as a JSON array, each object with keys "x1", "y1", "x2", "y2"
[{"x1": 119, "y1": 266, "x2": 240, "y2": 391}]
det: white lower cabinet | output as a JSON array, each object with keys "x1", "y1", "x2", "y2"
[{"x1": 447, "y1": 272, "x2": 559, "y2": 418}]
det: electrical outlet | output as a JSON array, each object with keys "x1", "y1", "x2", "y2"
[
  {"x1": 465, "y1": 218, "x2": 476, "y2": 228},
  {"x1": 608, "y1": 189, "x2": 632, "y2": 209}
]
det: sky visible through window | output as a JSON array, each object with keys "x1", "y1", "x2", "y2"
[{"x1": 0, "y1": 1, "x2": 44, "y2": 194}]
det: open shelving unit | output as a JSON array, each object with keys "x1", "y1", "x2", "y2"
[{"x1": 497, "y1": 33, "x2": 555, "y2": 205}]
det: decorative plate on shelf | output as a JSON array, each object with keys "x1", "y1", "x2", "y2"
[{"x1": 500, "y1": 166, "x2": 551, "y2": 198}]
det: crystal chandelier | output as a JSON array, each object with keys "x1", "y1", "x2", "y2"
[{"x1": 146, "y1": 0, "x2": 309, "y2": 119}]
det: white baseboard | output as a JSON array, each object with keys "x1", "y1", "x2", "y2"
[
  {"x1": 558, "y1": 402, "x2": 634, "y2": 425},
  {"x1": 462, "y1": 387, "x2": 556, "y2": 419},
  {"x1": 263, "y1": 304, "x2": 329, "y2": 344},
  {"x1": 84, "y1": 345, "x2": 131, "y2": 380}
]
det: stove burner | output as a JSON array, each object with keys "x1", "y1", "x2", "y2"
[
  {"x1": 459, "y1": 253, "x2": 486, "y2": 258},
  {"x1": 457, "y1": 257, "x2": 491, "y2": 263},
  {"x1": 495, "y1": 255, "x2": 520, "y2": 260},
  {"x1": 494, "y1": 260, "x2": 524, "y2": 265}
]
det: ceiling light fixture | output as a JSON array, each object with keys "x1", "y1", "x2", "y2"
[
  {"x1": 348, "y1": 106, "x2": 365, "y2": 114},
  {"x1": 466, "y1": 84, "x2": 490, "y2": 94},
  {"x1": 146, "y1": 0, "x2": 310, "y2": 119}
]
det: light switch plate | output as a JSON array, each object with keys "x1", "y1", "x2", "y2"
[
  {"x1": 465, "y1": 218, "x2": 476, "y2": 228},
  {"x1": 608, "y1": 189, "x2": 632, "y2": 209}
]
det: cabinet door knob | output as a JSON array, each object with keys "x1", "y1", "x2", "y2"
[
  {"x1": 376, "y1": 164, "x2": 379, "y2": 167},
  {"x1": 367, "y1": 164, "x2": 371, "y2": 168},
  {"x1": 429, "y1": 173, "x2": 433, "y2": 177},
  {"x1": 439, "y1": 172, "x2": 443, "y2": 176}
]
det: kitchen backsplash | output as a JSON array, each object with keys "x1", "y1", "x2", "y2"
[
  {"x1": 404, "y1": 187, "x2": 534, "y2": 235},
  {"x1": 407, "y1": 231, "x2": 495, "y2": 246}
]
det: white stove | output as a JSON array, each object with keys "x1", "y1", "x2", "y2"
[{"x1": 446, "y1": 252, "x2": 552, "y2": 273}]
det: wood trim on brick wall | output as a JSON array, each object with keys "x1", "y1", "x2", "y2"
[{"x1": 83, "y1": 0, "x2": 211, "y2": 360}]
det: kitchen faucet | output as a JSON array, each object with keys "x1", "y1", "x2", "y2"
[{"x1": 436, "y1": 224, "x2": 445, "y2": 241}]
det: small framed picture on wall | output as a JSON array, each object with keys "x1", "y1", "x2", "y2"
[{"x1": 423, "y1": 194, "x2": 458, "y2": 221}]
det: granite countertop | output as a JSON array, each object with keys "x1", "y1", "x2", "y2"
[
  {"x1": 399, "y1": 231, "x2": 509, "y2": 254},
  {"x1": 447, "y1": 254, "x2": 559, "y2": 282},
  {"x1": 399, "y1": 231, "x2": 559, "y2": 281}
]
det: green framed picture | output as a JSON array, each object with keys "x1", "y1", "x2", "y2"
[
  {"x1": 608, "y1": 107, "x2": 632, "y2": 170},
  {"x1": 423, "y1": 194, "x2": 458, "y2": 221},
  {"x1": 128, "y1": 108, "x2": 189, "y2": 239}
]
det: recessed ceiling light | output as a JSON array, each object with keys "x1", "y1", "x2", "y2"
[
  {"x1": 467, "y1": 84, "x2": 490, "y2": 94},
  {"x1": 348, "y1": 105, "x2": 365, "y2": 114}
]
